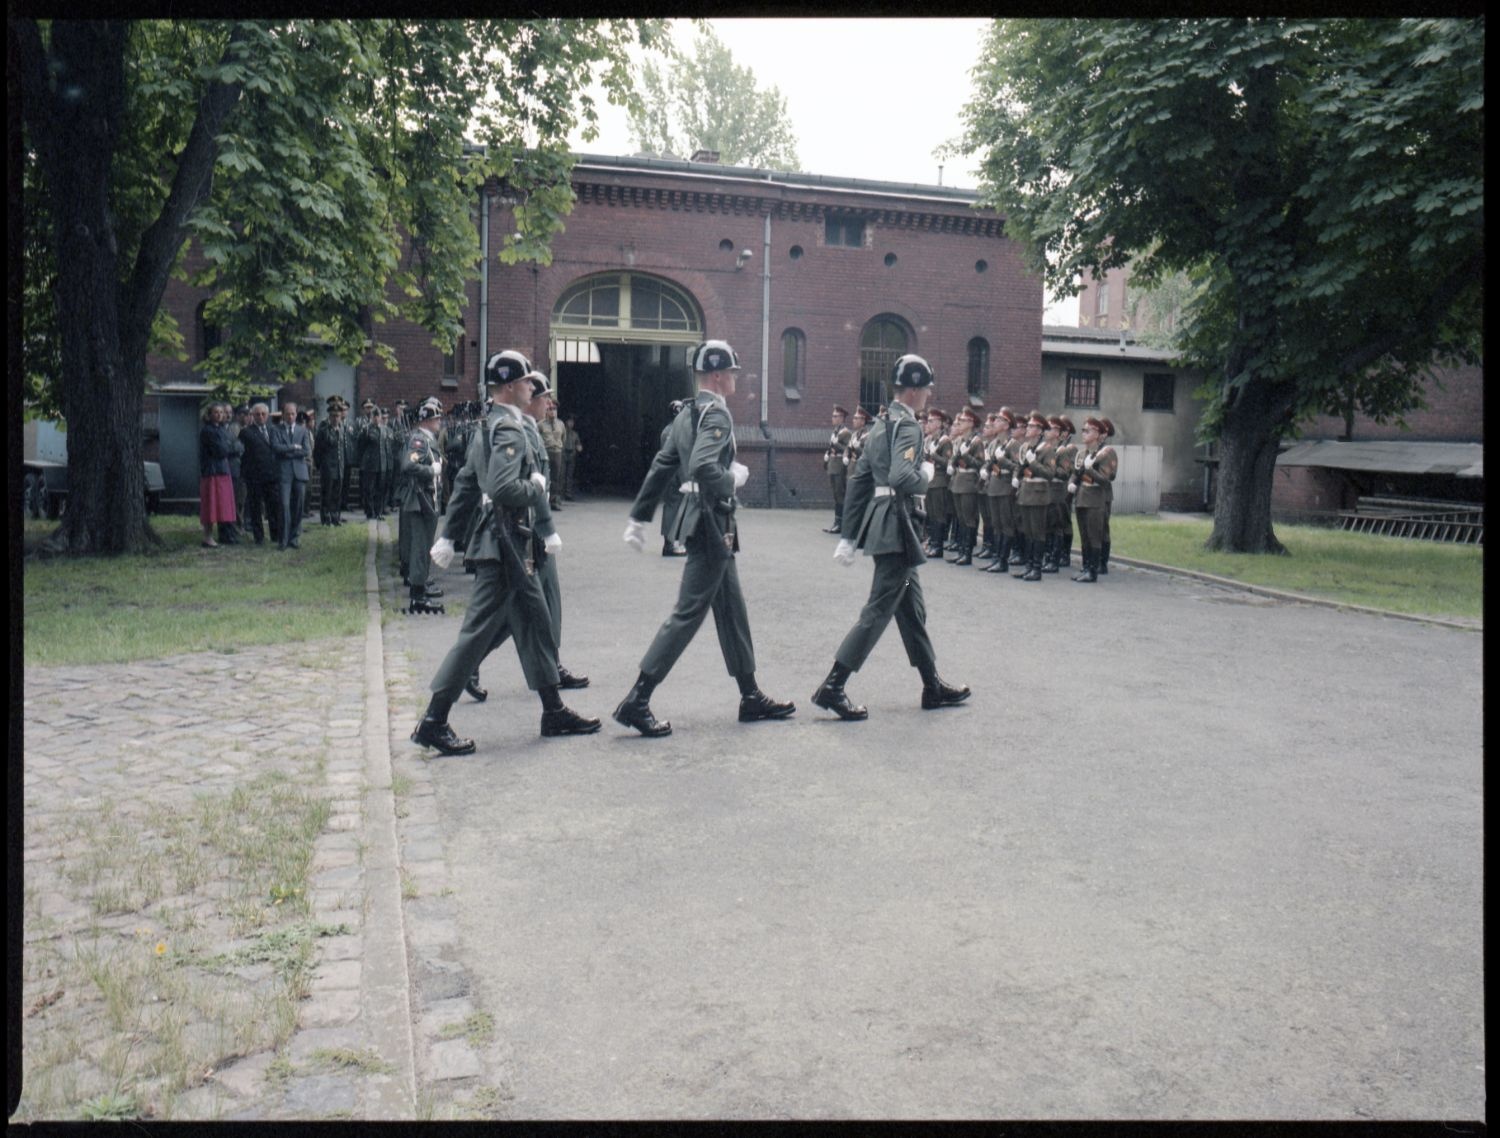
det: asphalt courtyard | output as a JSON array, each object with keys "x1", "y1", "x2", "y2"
[{"x1": 384, "y1": 498, "x2": 1483, "y2": 1120}]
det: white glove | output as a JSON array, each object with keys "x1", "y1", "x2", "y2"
[
  {"x1": 842, "y1": 456, "x2": 849, "y2": 466},
  {"x1": 623, "y1": 518, "x2": 645, "y2": 552},
  {"x1": 920, "y1": 462, "x2": 935, "y2": 482},
  {"x1": 833, "y1": 538, "x2": 857, "y2": 567},
  {"x1": 1011, "y1": 476, "x2": 1020, "y2": 490},
  {"x1": 1084, "y1": 452, "x2": 1096, "y2": 470},
  {"x1": 730, "y1": 461, "x2": 750, "y2": 489},
  {"x1": 543, "y1": 531, "x2": 562, "y2": 554},
  {"x1": 431, "y1": 457, "x2": 442, "y2": 479},
  {"x1": 530, "y1": 471, "x2": 548, "y2": 492},
  {"x1": 980, "y1": 468, "x2": 991, "y2": 483},
  {"x1": 946, "y1": 464, "x2": 955, "y2": 477},
  {"x1": 481, "y1": 493, "x2": 491, "y2": 508},
  {"x1": 429, "y1": 536, "x2": 456, "y2": 569},
  {"x1": 1067, "y1": 480, "x2": 1078, "y2": 495}
]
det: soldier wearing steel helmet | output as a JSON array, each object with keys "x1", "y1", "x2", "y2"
[
  {"x1": 615, "y1": 339, "x2": 795, "y2": 737},
  {"x1": 413, "y1": 350, "x2": 598, "y2": 754},
  {"x1": 397, "y1": 397, "x2": 447, "y2": 613},
  {"x1": 813, "y1": 354, "x2": 970, "y2": 721}
]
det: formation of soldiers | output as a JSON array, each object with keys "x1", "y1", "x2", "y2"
[{"x1": 824, "y1": 402, "x2": 1118, "y2": 583}]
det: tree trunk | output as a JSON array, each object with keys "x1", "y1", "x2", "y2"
[{"x1": 1206, "y1": 378, "x2": 1294, "y2": 554}]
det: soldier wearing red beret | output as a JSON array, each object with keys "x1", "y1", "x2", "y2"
[{"x1": 1071, "y1": 417, "x2": 1118, "y2": 581}]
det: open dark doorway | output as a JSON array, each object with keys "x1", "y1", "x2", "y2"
[{"x1": 556, "y1": 343, "x2": 694, "y2": 495}]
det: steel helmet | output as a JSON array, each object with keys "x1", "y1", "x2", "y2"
[
  {"x1": 691, "y1": 340, "x2": 740, "y2": 373},
  {"x1": 484, "y1": 349, "x2": 533, "y2": 389},
  {"x1": 891, "y1": 354, "x2": 934, "y2": 388}
]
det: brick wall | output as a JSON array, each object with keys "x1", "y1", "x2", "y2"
[{"x1": 1298, "y1": 363, "x2": 1483, "y2": 443}]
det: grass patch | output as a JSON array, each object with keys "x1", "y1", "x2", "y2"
[
  {"x1": 437, "y1": 1012, "x2": 495, "y2": 1048},
  {"x1": 22, "y1": 515, "x2": 368, "y2": 666},
  {"x1": 1111, "y1": 515, "x2": 1482, "y2": 621},
  {"x1": 307, "y1": 1047, "x2": 395, "y2": 1075}
]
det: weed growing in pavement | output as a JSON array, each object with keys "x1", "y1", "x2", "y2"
[
  {"x1": 78, "y1": 1090, "x2": 138, "y2": 1122},
  {"x1": 465, "y1": 1084, "x2": 511, "y2": 1119},
  {"x1": 307, "y1": 1047, "x2": 395, "y2": 1075},
  {"x1": 437, "y1": 1012, "x2": 495, "y2": 1049},
  {"x1": 401, "y1": 870, "x2": 419, "y2": 900}
]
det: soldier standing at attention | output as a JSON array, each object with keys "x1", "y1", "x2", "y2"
[
  {"x1": 413, "y1": 350, "x2": 598, "y2": 752},
  {"x1": 813, "y1": 354, "x2": 970, "y2": 721},
  {"x1": 946, "y1": 406, "x2": 983, "y2": 566},
  {"x1": 1012, "y1": 411, "x2": 1055, "y2": 581},
  {"x1": 921, "y1": 408, "x2": 951, "y2": 557},
  {"x1": 537, "y1": 399, "x2": 567, "y2": 510},
  {"x1": 1070, "y1": 416, "x2": 1118, "y2": 583},
  {"x1": 978, "y1": 410, "x2": 1008, "y2": 569},
  {"x1": 1052, "y1": 416, "x2": 1078, "y2": 571},
  {"x1": 398, "y1": 398, "x2": 447, "y2": 614},
  {"x1": 314, "y1": 396, "x2": 347, "y2": 526},
  {"x1": 561, "y1": 411, "x2": 581, "y2": 501},
  {"x1": 823, "y1": 404, "x2": 853, "y2": 534},
  {"x1": 615, "y1": 339, "x2": 795, "y2": 737},
  {"x1": 1040, "y1": 415, "x2": 1068, "y2": 573},
  {"x1": 847, "y1": 405, "x2": 871, "y2": 475},
  {"x1": 1099, "y1": 417, "x2": 1117, "y2": 574}
]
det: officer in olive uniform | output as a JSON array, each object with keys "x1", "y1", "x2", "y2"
[
  {"x1": 1070, "y1": 416, "x2": 1118, "y2": 583},
  {"x1": 978, "y1": 410, "x2": 1008, "y2": 568},
  {"x1": 412, "y1": 350, "x2": 599, "y2": 753},
  {"x1": 398, "y1": 398, "x2": 447, "y2": 613},
  {"x1": 1040, "y1": 415, "x2": 1069, "y2": 573},
  {"x1": 1012, "y1": 411, "x2": 1056, "y2": 581},
  {"x1": 658, "y1": 399, "x2": 688, "y2": 557},
  {"x1": 921, "y1": 409, "x2": 952, "y2": 557},
  {"x1": 823, "y1": 404, "x2": 853, "y2": 534},
  {"x1": 1051, "y1": 416, "x2": 1078, "y2": 571},
  {"x1": 946, "y1": 406, "x2": 983, "y2": 566},
  {"x1": 615, "y1": 339, "x2": 795, "y2": 737},
  {"x1": 813, "y1": 354, "x2": 970, "y2": 721},
  {"x1": 314, "y1": 396, "x2": 348, "y2": 526}
]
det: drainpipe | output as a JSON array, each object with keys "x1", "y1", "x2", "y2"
[
  {"x1": 759, "y1": 203, "x2": 773, "y2": 505},
  {"x1": 478, "y1": 183, "x2": 490, "y2": 403}
]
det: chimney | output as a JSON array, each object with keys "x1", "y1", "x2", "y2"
[{"x1": 689, "y1": 149, "x2": 720, "y2": 165}]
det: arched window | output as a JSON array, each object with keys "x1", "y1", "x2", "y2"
[
  {"x1": 966, "y1": 337, "x2": 990, "y2": 402},
  {"x1": 858, "y1": 316, "x2": 910, "y2": 416},
  {"x1": 552, "y1": 273, "x2": 701, "y2": 336},
  {"x1": 781, "y1": 328, "x2": 805, "y2": 400}
]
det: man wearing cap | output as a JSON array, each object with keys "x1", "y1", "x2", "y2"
[
  {"x1": 386, "y1": 401, "x2": 408, "y2": 514},
  {"x1": 359, "y1": 406, "x2": 389, "y2": 519},
  {"x1": 823, "y1": 405, "x2": 853, "y2": 534},
  {"x1": 616, "y1": 339, "x2": 795, "y2": 737},
  {"x1": 414, "y1": 351, "x2": 599, "y2": 751},
  {"x1": 979, "y1": 410, "x2": 1009, "y2": 569},
  {"x1": 814, "y1": 354, "x2": 970, "y2": 721},
  {"x1": 920, "y1": 408, "x2": 951, "y2": 557},
  {"x1": 537, "y1": 400, "x2": 567, "y2": 510},
  {"x1": 1051, "y1": 416, "x2": 1078, "y2": 572},
  {"x1": 398, "y1": 398, "x2": 447, "y2": 612},
  {"x1": 1012, "y1": 411, "x2": 1055, "y2": 581},
  {"x1": 946, "y1": 406, "x2": 983, "y2": 566},
  {"x1": 342, "y1": 399, "x2": 370, "y2": 516},
  {"x1": 1040, "y1": 415, "x2": 1069, "y2": 573},
  {"x1": 314, "y1": 397, "x2": 348, "y2": 526},
  {"x1": 1070, "y1": 417, "x2": 1118, "y2": 583}
]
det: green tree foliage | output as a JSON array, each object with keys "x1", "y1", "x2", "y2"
[
  {"x1": 15, "y1": 18, "x2": 665, "y2": 554},
  {"x1": 951, "y1": 18, "x2": 1483, "y2": 552},
  {"x1": 628, "y1": 26, "x2": 800, "y2": 171}
]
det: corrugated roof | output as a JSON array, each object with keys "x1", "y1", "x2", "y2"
[{"x1": 1276, "y1": 439, "x2": 1483, "y2": 478}]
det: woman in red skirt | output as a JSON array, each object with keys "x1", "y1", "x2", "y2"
[{"x1": 199, "y1": 401, "x2": 239, "y2": 547}]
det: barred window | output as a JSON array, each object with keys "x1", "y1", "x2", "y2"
[
  {"x1": 966, "y1": 337, "x2": 990, "y2": 400},
  {"x1": 858, "y1": 317, "x2": 908, "y2": 416},
  {"x1": 1143, "y1": 372, "x2": 1175, "y2": 412},
  {"x1": 1065, "y1": 368, "x2": 1101, "y2": 408},
  {"x1": 826, "y1": 215, "x2": 866, "y2": 249}
]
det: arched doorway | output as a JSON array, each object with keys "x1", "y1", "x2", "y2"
[
  {"x1": 550, "y1": 273, "x2": 704, "y2": 492},
  {"x1": 858, "y1": 315, "x2": 913, "y2": 416}
]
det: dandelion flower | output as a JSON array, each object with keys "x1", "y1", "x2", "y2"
[{"x1": 154, "y1": 941, "x2": 167, "y2": 956}]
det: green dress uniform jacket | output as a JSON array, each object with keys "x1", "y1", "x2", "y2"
[
  {"x1": 1016, "y1": 441, "x2": 1056, "y2": 507},
  {"x1": 628, "y1": 390, "x2": 756, "y2": 682},
  {"x1": 427, "y1": 405, "x2": 561, "y2": 701},
  {"x1": 398, "y1": 427, "x2": 441, "y2": 587},
  {"x1": 834, "y1": 399, "x2": 938, "y2": 674}
]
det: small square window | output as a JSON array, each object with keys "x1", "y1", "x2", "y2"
[
  {"x1": 1065, "y1": 368, "x2": 1100, "y2": 408},
  {"x1": 1143, "y1": 372, "x2": 1175, "y2": 412},
  {"x1": 825, "y1": 216, "x2": 865, "y2": 248}
]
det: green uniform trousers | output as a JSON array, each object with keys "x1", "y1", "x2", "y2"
[
  {"x1": 401, "y1": 507, "x2": 438, "y2": 588},
  {"x1": 639, "y1": 528, "x2": 755, "y2": 681},
  {"x1": 835, "y1": 553, "x2": 937, "y2": 674},
  {"x1": 429, "y1": 560, "x2": 560, "y2": 699}
]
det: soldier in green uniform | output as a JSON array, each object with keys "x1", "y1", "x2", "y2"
[
  {"x1": 537, "y1": 401, "x2": 567, "y2": 510},
  {"x1": 813, "y1": 354, "x2": 969, "y2": 721},
  {"x1": 1040, "y1": 415, "x2": 1069, "y2": 573},
  {"x1": 398, "y1": 398, "x2": 446, "y2": 613},
  {"x1": 1070, "y1": 416, "x2": 1118, "y2": 583},
  {"x1": 823, "y1": 404, "x2": 853, "y2": 534},
  {"x1": 615, "y1": 339, "x2": 795, "y2": 737},
  {"x1": 978, "y1": 410, "x2": 1009, "y2": 569},
  {"x1": 946, "y1": 406, "x2": 983, "y2": 566},
  {"x1": 1012, "y1": 411, "x2": 1055, "y2": 581},
  {"x1": 386, "y1": 400, "x2": 407, "y2": 514},
  {"x1": 314, "y1": 396, "x2": 348, "y2": 526},
  {"x1": 561, "y1": 411, "x2": 581, "y2": 501},
  {"x1": 921, "y1": 409, "x2": 952, "y2": 557},
  {"x1": 413, "y1": 350, "x2": 599, "y2": 752},
  {"x1": 1099, "y1": 417, "x2": 1117, "y2": 574},
  {"x1": 1051, "y1": 416, "x2": 1078, "y2": 571}
]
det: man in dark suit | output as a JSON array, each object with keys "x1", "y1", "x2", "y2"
[
  {"x1": 271, "y1": 399, "x2": 312, "y2": 549},
  {"x1": 239, "y1": 402, "x2": 280, "y2": 545}
]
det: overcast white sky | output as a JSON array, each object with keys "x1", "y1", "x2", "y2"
[{"x1": 565, "y1": 17, "x2": 1079, "y2": 324}]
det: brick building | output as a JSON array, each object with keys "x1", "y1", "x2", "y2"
[{"x1": 148, "y1": 151, "x2": 1041, "y2": 508}]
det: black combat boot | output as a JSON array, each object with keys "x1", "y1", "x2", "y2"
[
  {"x1": 1041, "y1": 535, "x2": 1059, "y2": 573},
  {"x1": 737, "y1": 673, "x2": 795, "y2": 722},
  {"x1": 538, "y1": 685, "x2": 601, "y2": 737},
  {"x1": 812, "y1": 662, "x2": 868, "y2": 721},
  {"x1": 1011, "y1": 537, "x2": 1032, "y2": 578},
  {"x1": 986, "y1": 536, "x2": 1010, "y2": 572},
  {"x1": 411, "y1": 695, "x2": 476, "y2": 755},
  {"x1": 464, "y1": 672, "x2": 487, "y2": 701},
  {"x1": 1073, "y1": 553, "x2": 1097, "y2": 583},
  {"x1": 408, "y1": 585, "x2": 444, "y2": 614},
  {"x1": 1058, "y1": 538, "x2": 1072, "y2": 570},
  {"x1": 1098, "y1": 541, "x2": 1110, "y2": 574},
  {"x1": 423, "y1": 583, "x2": 444, "y2": 599},
  {"x1": 557, "y1": 666, "x2": 590, "y2": 690},
  {"x1": 613, "y1": 672, "x2": 671, "y2": 737},
  {"x1": 919, "y1": 670, "x2": 971, "y2": 710},
  {"x1": 953, "y1": 528, "x2": 974, "y2": 567},
  {"x1": 1021, "y1": 546, "x2": 1043, "y2": 581}
]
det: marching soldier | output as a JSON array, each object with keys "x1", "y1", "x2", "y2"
[
  {"x1": 813, "y1": 354, "x2": 970, "y2": 721},
  {"x1": 1012, "y1": 411, "x2": 1055, "y2": 581},
  {"x1": 823, "y1": 404, "x2": 853, "y2": 534},
  {"x1": 413, "y1": 350, "x2": 599, "y2": 753},
  {"x1": 946, "y1": 406, "x2": 983, "y2": 566},
  {"x1": 616, "y1": 339, "x2": 795, "y2": 737},
  {"x1": 1070, "y1": 416, "x2": 1118, "y2": 583},
  {"x1": 398, "y1": 398, "x2": 447, "y2": 613},
  {"x1": 921, "y1": 408, "x2": 952, "y2": 557}
]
